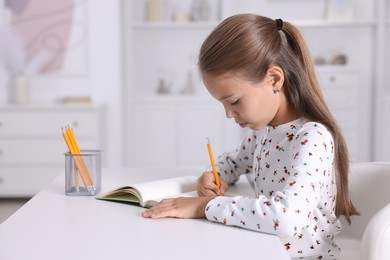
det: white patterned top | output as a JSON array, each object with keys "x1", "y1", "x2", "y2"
[{"x1": 205, "y1": 118, "x2": 342, "y2": 259}]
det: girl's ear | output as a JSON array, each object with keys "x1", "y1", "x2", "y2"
[{"x1": 266, "y1": 66, "x2": 284, "y2": 92}]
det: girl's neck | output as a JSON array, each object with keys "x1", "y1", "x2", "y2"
[{"x1": 269, "y1": 92, "x2": 301, "y2": 126}]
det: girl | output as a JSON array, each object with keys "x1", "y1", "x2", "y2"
[{"x1": 142, "y1": 14, "x2": 358, "y2": 259}]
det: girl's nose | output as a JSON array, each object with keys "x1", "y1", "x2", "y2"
[{"x1": 225, "y1": 109, "x2": 235, "y2": 119}]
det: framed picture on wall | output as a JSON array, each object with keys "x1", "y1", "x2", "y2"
[{"x1": 1, "y1": 0, "x2": 89, "y2": 77}]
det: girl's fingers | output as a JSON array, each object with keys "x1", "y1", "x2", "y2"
[
  {"x1": 197, "y1": 171, "x2": 220, "y2": 196},
  {"x1": 220, "y1": 181, "x2": 229, "y2": 194},
  {"x1": 142, "y1": 200, "x2": 177, "y2": 218},
  {"x1": 142, "y1": 197, "x2": 213, "y2": 219}
]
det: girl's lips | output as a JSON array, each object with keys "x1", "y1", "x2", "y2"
[{"x1": 238, "y1": 122, "x2": 247, "y2": 128}]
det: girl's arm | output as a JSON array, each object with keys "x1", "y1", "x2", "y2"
[
  {"x1": 143, "y1": 129, "x2": 268, "y2": 218},
  {"x1": 216, "y1": 129, "x2": 266, "y2": 184},
  {"x1": 196, "y1": 129, "x2": 266, "y2": 196},
  {"x1": 205, "y1": 123, "x2": 336, "y2": 237}
]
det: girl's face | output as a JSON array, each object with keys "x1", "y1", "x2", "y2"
[{"x1": 203, "y1": 70, "x2": 292, "y2": 130}]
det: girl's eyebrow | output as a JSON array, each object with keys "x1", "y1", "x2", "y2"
[{"x1": 218, "y1": 94, "x2": 235, "y2": 102}]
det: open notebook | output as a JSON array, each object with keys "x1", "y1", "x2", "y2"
[
  {"x1": 97, "y1": 176, "x2": 198, "y2": 208},
  {"x1": 97, "y1": 174, "x2": 255, "y2": 208}
]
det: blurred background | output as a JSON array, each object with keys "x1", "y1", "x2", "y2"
[{"x1": 0, "y1": 0, "x2": 389, "y2": 220}]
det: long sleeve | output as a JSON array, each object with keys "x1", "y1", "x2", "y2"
[
  {"x1": 205, "y1": 120, "x2": 341, "y2": 259},
  {"x1": 216, "y1": 129, "x2": 267, "y2": 184}
]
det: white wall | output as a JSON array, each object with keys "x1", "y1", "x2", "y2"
[
  {"x1": 0, "y1": 0, "x2": 123, "y2": 167},
  {"x1": 1, "y1": 0, "x2": 387, "y2": 167}
]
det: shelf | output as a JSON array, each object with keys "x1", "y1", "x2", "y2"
[
  {"x1": 0, "y1": 102, "x2": 102, "y2": 110},
  {"x1": 315, "y1": 65, "x2": 358, "y2": 73},
  {"x1": 132, "y1": 21, "x2": 219, "y2": 30},
  {"x1": 132, "y1": 94, "x2": 214, "y2": 104},
  {"x1": 293, "y1": 20, "x2": 376, "y2": 28},
  {"x1": 131, "y1": 66, "x2": 357, "y2": 102},
  {"x1": 132, "y1": 20, "x2": 376, "y2": 30}
]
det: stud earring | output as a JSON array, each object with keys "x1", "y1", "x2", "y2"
[{"x1": 273, "y1": 89, "x2": 281, "y2": 94}]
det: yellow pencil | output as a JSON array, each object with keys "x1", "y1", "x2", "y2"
[
  {"x1": 62, "y1": 127, "x2": 94, "y2": 188},
  {"x1": 66, "y1": 126, "x2": 94, "y2": 186},
  {"x1": 206, "y1": 137, "x2": 223, "y2": 196},
  {"x1": 62, "y1": 127, "x2": 80, "y2": 191}
]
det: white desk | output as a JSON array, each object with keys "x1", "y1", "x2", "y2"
[{"x1": 0, "y1": 167, "x2": 290, "y2": 260}]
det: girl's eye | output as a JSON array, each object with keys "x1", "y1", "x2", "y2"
[{"x1": 230, "y1": 99, "x2": 239, "y2": 105}]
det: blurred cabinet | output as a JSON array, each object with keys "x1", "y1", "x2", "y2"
[
  {"x1": 129, "y1": 97, "x2": 241, "y2": 167},
  {"x1": 0, "y1": 104, "x2": 105, "y2": 197},
  {"x1": 374, "y1": 0, "x2": 390, "y2": 160},
  {"x1": 382, "y1": 97, "x2": 390, "y2": 159},
  {"x1": 318, "y1": 68, "x2": 360, "y2": 161},
  {"x1": 133, "y1": 101, "x2": 176, "y2": 166},
  {"x1": 124, "y1": 0, "x2": 384, "y2": 164}
]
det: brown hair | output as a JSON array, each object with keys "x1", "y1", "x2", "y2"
[{"x1": 199, "y1": 14, "x2": 358, "y2": 223}]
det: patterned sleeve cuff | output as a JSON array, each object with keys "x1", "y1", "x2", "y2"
[{"x1": 205, "y1": 196, "x2": 233, "y2": 223}]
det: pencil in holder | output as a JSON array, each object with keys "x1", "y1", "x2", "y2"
[{"x1": 65, "y1": 150, "x2": 101, "y2": 196}]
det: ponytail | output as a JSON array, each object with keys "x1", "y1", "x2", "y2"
[{"x1": 280, "y1": 19, "x2": 359, "y2": 223}]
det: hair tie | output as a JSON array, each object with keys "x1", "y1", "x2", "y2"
[{"x1": 275, "y1": 18, "x2": 283, "y2": 31}]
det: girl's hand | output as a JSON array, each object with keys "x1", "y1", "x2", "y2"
[
  {"x1": 197, "y1": 171, "x2": 228, "y2": 197},
  {"x1": 142, "y1": 197, "x2": 214, "y2": 219}
]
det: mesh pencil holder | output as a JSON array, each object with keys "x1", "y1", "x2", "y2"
[{"x1": 65, "y1": 150, "x2": 101, "y2": 196}]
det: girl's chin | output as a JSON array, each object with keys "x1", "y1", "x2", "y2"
[
  {"x1": 248, "y1": 124, "x2": 266, "y2": 131},
  {"x1": 238, "y1": 122, "x2": 265, "y2": 130}
]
